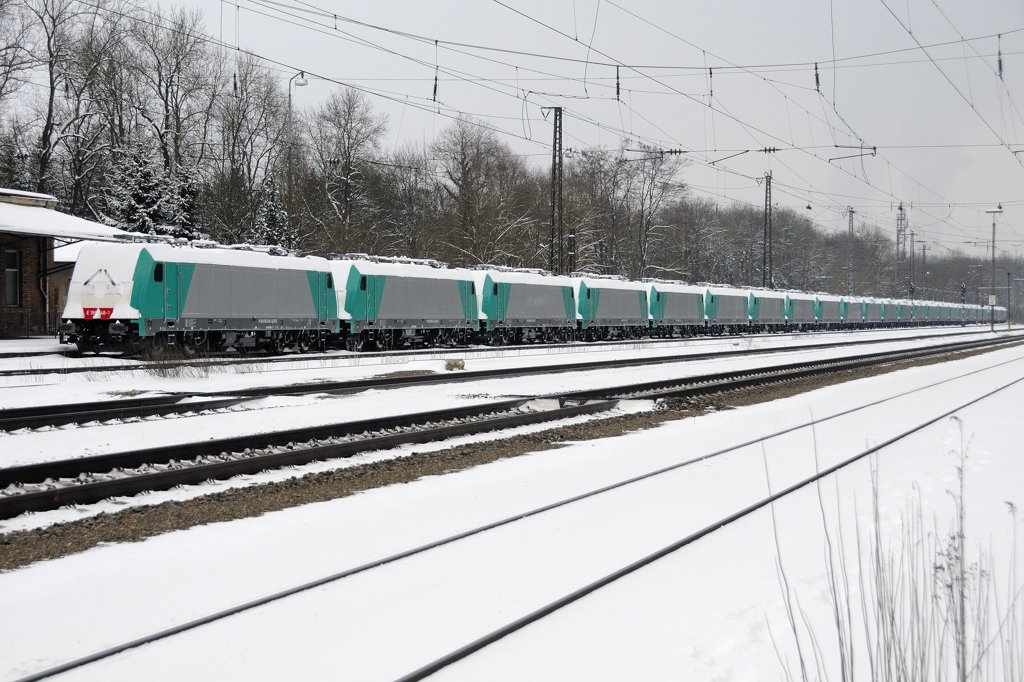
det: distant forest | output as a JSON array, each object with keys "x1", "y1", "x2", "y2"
[{"x1": 0, "y1": 0, "x2": 1009, "y2": 302}]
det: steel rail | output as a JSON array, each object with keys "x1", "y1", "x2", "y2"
[
  {"x1": 0, "y1": 399, "x2": 614, "y2": 518},
  {"x1": 567, "y1": 336, "x2": 1020, "y2": 400},
  {"x1": 201, "y1": 333, "x2": 1020, "y2": 400},
  {"x1": 0, "y1": 397, "x2": 250, "y2": 431},
  {"x1": 13, "y1": 339, "x2": 1024, "y2": 682},
  {"x1": 2, "y1": 336, "x2": 1017, "y2": 506}
]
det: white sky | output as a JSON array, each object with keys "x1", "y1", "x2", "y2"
[{"x1": 161, "y1": 0, "x2": 1023, "y2": 258}]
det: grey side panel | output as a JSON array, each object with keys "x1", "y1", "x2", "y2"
[
  {"x1": 182, "y1": 265, "x2": 315, "y2": 319},
  {"x1": 505, "y1": 283, "x2": 567, "y2": 320},
  {"x1": 759, "y1": 297, "x2": 785, "y2": 323},
  {"x1": 791, "y1": 300, "x2": 814, "y2": 322},
  {"x1": 716, "y1": 295, "x2": 748, "y2": 324},
  {"x1": 663, "y1": 293, "x2": 702, "y2": 323},
  {"x1": 866, "y1": 303, "x2": 882, "y2": 321},
  {"x1": 378, "y1": 276, "x2": 464, "y2": 321},
  {"x1": 595, "y1": 288, "x2": 645, "y2": 322},
  {"x1": 818, "y1": 301, "x2": 841, "y2": 322}
]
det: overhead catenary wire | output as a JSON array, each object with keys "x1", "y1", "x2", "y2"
[{"x1": 67, "y1": 0, "x2": 1023, "y2": 250}]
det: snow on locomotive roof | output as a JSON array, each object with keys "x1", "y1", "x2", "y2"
[
  {"x1": 702, "y1": 284, "x2": 752, "y2": 297},
  {"x1": 477, "y1": 268, "x2": 576, "y2": 287},
  {"x1": 75, "y1": 240, "x2": 329, "y2": 272},
  {"x1": 644, "y1": 279, "x2": 705, "y2": 294},
  {"x1": 330, "y1": 257, "x2": 475, "y2": 280},
  {"x1": 573, "y1": 272, "x2": 649, "y2": 291}
]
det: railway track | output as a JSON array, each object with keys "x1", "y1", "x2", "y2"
[
  {"x1": 2, "y1": 328, "x2": 1002, "y2": 432},
  {"x1": 396, "y1": 369, "x2": 1024, "y2": 681},
  {"x1": 0, "y1": 326, "x2": 993, "y2": 378},
  {"x1": 12, "y1": 338, "x2": 1022, "y2": 682},
  {"x1": 0, "y1": 396, "x2": 250, "y2": 431},
  {"x1": 0, "y1": 398, "x2": 614, "y2": 518},
  {"x1": 0, "y1": 334, "x2": 1017, "y2": 521}
]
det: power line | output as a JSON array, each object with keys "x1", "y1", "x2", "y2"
[{"x1": 878, "y1": 0, "x2": 1024, "y2": 169}]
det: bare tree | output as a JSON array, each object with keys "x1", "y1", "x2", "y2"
[
  {"x1": 305, "y1": 87, "x2": 388, "y2": 252},
  {"x1": 432, "y1": 116, "x2": 535, "y2": 265},
  {"x1": 0, "y1": 0, "x2": 36, "y2": 109},
  {"x1": 204, "y1": 53, "x2": 286, "y2": 242}
]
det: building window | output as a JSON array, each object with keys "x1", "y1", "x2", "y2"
[{"x1": 4, "y1": 250, "x2": 20, "y2": 307}]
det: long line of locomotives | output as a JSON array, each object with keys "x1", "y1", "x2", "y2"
[{"x1": 58, "y1": 240, "x2": 1006, "y2": 354}]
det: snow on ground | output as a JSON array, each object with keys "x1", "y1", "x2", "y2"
[
  {"x1": 0, "y1": 329, "x2": 1014, "y2": 470},
  {"x1": 0, "y1": 326, "x2": 997, "y2": 406},
  {"x1": 1, "y1": 341, "x2": 1021, "y2": 681}
]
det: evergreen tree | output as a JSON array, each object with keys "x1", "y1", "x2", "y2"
[
  {"x1": 161, "y1": 164, "x2": 206, "y2": 240},
  {"x1": 103, "y1": 145, "x2": 163, "y2": 234},
  {"x1": 252, "y1": 181, "x2": 291, "y2": 247}
]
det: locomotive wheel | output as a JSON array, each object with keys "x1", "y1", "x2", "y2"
[{"x1": 181, "y1": 331, "x2": 208, "y2": 357}]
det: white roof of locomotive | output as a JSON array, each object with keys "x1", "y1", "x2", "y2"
[
  {"x1": 474, "y1": 269, "x2": 576, "y2": 288},
  {"x1": 703, "y1": 284, "x2": 749, "y2": 298},
  {"x1": 575, "y1": 274, "x2": 649, "y2": 292},
  {"x1": 74, "y1": 241, "x2": 330, "y2": 273},
  {"x1": 329, "y1": 258, "x2": 476, "y2": 281},
  {"x1": 646, "y1": 280, "x2": 705, "y2": 295},
  {"x1": 747, "y1": 288, "x2": 787, "y2": 300}
]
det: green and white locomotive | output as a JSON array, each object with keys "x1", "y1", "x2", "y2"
[{"x1": 60, "y1": 242, "x2": 338, "y2": 353}]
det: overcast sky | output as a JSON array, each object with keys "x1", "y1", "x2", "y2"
[{"x1": 167, "y1": 0, "x2": 1024, "y2": 260}]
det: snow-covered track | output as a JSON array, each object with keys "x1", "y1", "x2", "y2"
[
  {"x1": 0, "y1": 327, "x2": 988, "y2": 378},
  {"x1": 0, "y1": 396, "x2": 249, "y2": 431},
  {"x1": 14, "y1": 344, "x2": 1023, "y2": 682},
  {"x1": 394, "y1": 371, "x2": 1024, "y2": 681},
  {"x1": 0, "y1": 398, "x2": 614, "y2": 519},
  {"x1": 566, "y1": 335, "x2": 1021, "y2": 400},
  {"x1": 201, "y1": 331, "x2": 1012, "y2": 400},
  {"x1": 2, "y1": 335, "x2": 1014, "y2": 520}
]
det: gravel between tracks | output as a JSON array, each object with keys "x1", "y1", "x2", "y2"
[{"x1": 0, "y1": 342, "x2": 1015, "y2": 572}]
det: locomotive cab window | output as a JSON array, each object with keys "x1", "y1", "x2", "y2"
[
  {"x1": 326, "y1": 274, "x2": 333, "y2": 289},
  {"x1": 153, "y1": 263, "x2": 164, "y2": 282},
  {"x1": 470, "y1": 283, "x2": 475, "y2": 295},
  {"x1": 359, "y1": 275, "x2": 367, "y2": 291},
  {"x1": 656, "y1": 292, "x2": 661, "y2": 302},
  {"x1": 492, "y1": 283, "x2": 498, "y2": 295},
  {"x1": 586, "y1": 289, "x2": 591, "y2": 299}
]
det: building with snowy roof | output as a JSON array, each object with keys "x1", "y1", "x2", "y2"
[{"x1": 0, "y1": 187, "x2": 131, "y2": 336}]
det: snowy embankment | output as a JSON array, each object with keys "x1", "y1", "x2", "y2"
[{"x1": 0, "y1": 340, "x2": 1021, "y2": 681}]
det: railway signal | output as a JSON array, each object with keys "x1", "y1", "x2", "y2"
[
  {"x1": 960, "y1": 282, "x2": 967, "y2": 303},
  {"x1": 909, "y1": 281, "x2": 916, "y2": 298}
]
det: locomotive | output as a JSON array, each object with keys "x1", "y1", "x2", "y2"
[{"x1": 57, "y1": 240, "x2": 1003, "y2": 354}]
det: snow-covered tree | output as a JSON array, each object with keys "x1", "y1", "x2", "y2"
[
  {"x1": 102, "y1": 144, "x2": 163, "y2": 233},
  {"x1": 251, "y1": 180, "x2": 291, "y2": 247}
]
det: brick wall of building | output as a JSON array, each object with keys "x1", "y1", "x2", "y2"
[{"x1": 0, "y1": 233, "x2": 48, "y2": 336}]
